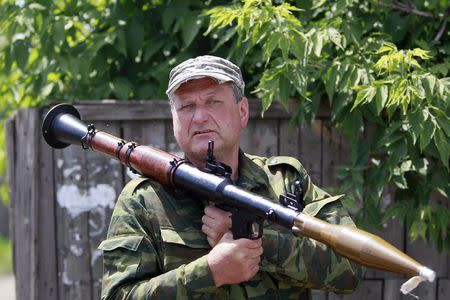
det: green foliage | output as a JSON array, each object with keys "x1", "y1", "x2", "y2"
[
  {"x1": 0, "y1": 235, "x2": 12, "y2": 274},
  {"x1": 205, "y1": 0, "x2": 450, "y2": 251},
  {"x1": 0, "y1": 0, "x2": 221, "y2": 202},
  {"x1": 0, "y1": 0, "x2": 449, "y2": 251}
]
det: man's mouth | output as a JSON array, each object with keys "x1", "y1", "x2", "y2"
[{"x1": 193, "y1": 130, "x2": 215, "y2": 136}]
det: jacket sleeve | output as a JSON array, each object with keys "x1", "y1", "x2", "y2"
[
  {"x1": 98, "y1": 180, "x2": 217, "y2": 299},
  {"x1": 259, "y1": 166, "x2": 365, "y2": 294}
]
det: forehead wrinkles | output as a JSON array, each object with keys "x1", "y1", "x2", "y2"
[{"x1": 174, "y1": 85, "x2": 225, "y2": 104}]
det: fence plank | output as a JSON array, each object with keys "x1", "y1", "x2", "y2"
[
  {"x1": 438, "y1": 278, "x2": 450, "y2": 300},
  {"x1": 407, "y1": 237, "x2": 447, "y2": 278},
  {"x1": 299, "y1": 121, "x2": 322, "y2": 185},
  {"x1": 86, "y1": 121, "x2": 123, "y2": 299},
  {"x1": 279, "y1": 119, "x2": 301, "y2": 158},
  {"x1": 72, "y1": 99, "x2": 294, "y2": 121},
  {"x1": 54, "y1": 145, "x2": 93, "y2": 300},
  {"x1": 165, "y1": 121, "x2": 183, "y2": 158},
  {"x1": 122, "y1": 120, "x2": 167, "y2": 181},
  {"x1": 12, "y1": 109, "x2": 41, "y2": 300},
  {"x1": 6, "y1": 101, "x2": 449, "y2": 300},
  {"x1": 322, "y1": 120, "x2": 340, "y2": 188},
  {"x1": 4, "y1": 116, "x2": 16, "y2": 240},
  {"x1": 240, "y1": 119, "x2": 279, "y2": 157},
  {"x1": 36, "y1": 108, "x2": 59, "y2": 300},
  {"x1": 384, "y1": 279, "x2": 403, "y2": 300}
]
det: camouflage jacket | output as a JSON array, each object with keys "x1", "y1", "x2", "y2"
[{"x1": 99, "y1": 152, "x2": 364, "y2": 299}]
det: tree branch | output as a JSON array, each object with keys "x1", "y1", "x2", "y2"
[
  {"x1": 433, "y1": 14, "x2": 448, "y2": 42},
  {"x1": 378, "y1": 1, "x2": 436, "y2": 18}
]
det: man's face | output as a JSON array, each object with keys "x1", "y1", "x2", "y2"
[{"x1": 170, "y1": 77, "x2": 249, "y2": 165}]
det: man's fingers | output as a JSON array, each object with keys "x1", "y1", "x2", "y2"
[
  {"x1": 203, "y1": 206, "x2": 232, "y2": 229},
  {"x1": 201, "y1": 214, "x2": 214, "y2": 225},
  {"x1": 204, "y1": 205, "x2": 232, "y2": 219},
  {"x1": 236, "y1": 237, "x2": 262, "y2": 249},
  {"x1": 202, "y1": 224, "x2": 218, "y2": 239}
]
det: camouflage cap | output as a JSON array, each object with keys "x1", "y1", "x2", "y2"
[{"x1": 166, "y1": 55, "x2": 245, "y2": 96}]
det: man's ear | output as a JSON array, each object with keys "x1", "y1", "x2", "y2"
[{"x1": 239, "y1": 97, "x2": 249, "y2": 128}]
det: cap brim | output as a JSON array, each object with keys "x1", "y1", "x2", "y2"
[{"x1": 166, "y1": 71, "x2": 233, "y2": 95}]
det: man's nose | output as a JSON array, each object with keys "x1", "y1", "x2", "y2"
[{"x1": 192, "y1": 106, "x2": 208, "y2": 123}]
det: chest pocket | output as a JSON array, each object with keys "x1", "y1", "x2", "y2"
[{"x1": 160, "y1": 227, "x2": 210, "y2": 272}]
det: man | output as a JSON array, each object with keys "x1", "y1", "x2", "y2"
[{"x1": 99, "y1": 55, "x2": 363, "y2": 299}]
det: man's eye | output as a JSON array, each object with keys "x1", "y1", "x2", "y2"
[{"x1": 179, "y1": 104, "x2": 194, "y2": 111}]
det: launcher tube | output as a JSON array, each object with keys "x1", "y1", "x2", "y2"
[{"x1": 42, "y1": 104, "x2": 435, "y2": 288}]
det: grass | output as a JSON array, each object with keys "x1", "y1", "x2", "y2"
[{"x1": 0, "y1": 236, "x2": 12, "y2": 274}]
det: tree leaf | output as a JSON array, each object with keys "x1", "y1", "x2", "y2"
[
  {"x1": 419, "y1": 117, "x2": 436, "y2": 151},
  {"x1": 278, "y1": 74, "x2": 290, "y2": 108},
  {"x1": 263, "y1": 30, "x2": 281, "y2": 61},
  {"x1": 182, "y1": 13, "x2": 203, "y2": 48},
  {"x1": 375, "y1": 85, "x2": 388, "y2": 114},
  {"x1": 13, "y1": 40, "x2": 29, "y2": 70},
  {"x1": 352, "y1": 85, "x2": 376, "y2": 110},
  {"x1": 279, "y1": 32, "x2": 290, "y2": 60},
  {"x1": 327, "y1": 27, "x2": 343, "y2": 50},
  {"x1": 324, "y1": 63, "x2": 339, "y2": 103},
  {"x1": 126, "y1": 17, "x2": 144, "y2": 58},
  {"x1": 312, "y1": 30, "x2": 324, "y2": 57},
  {"x1": 436, "y1": 114, "x2": 450, "y2": 138},
  {"x1": 407, "y1": 108, "x2": 423, "y2": 145},
  {"x1": 393, "y1": 174, "x2": 408, "y2": 189},
  {"x1": 422, "y1": 74, "x2": 436, "y2": 98},
  {"x1": 434, "y1": 128, "x2": 450, "y2": 169},
  {"x1": 111, "y1": 77, "x2": 133, "y2": 100},
  {"x1": 29, "y1": 3, "x2": 46, "y2": 10}
]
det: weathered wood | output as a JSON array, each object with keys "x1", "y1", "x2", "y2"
[
  {"x1": 407, "y1": 236, "x2": 447, "y2": 278},
  {"x1": 383, "y1": 279, "x2": 403, "y2": 300},
  {"x1": 5, "y1": 113, "x2": 18, "y2": 292},
  {"x1": 6, "y1": 101, "x2": 449, "y2": 300},
  {"x1": 240, "y1": 119, "x2": 279, "y2": 156},
  {"x1": 299, "y1": 121, "x2": 323, "y2": 185},
  {"x1": 165, "y1": 121, "x2": 183, "y2": 158},
  {"x1": 279, "y1": 119, "x2": 301, "y2": 157},
  {"x1": 322, "y1": 120, "x2": 340, "y2": 188},
  {"x1": 10, "y1": 108, "x2": 41, "y2": 300},
  {"x1": 437, "y1": 278, "x2": 450, "y2": 300},
  {"x1": 36, "y1": 109, "x2": 58, "y2": 299},
  {"x1": 86, "y1": 121, "x2": 123, "y2": 299},
  {"x1": 27, "y1": 109, "x2": 41, "y2": 300},
  {"x1": 54, "y1": 144, "x2": 93, "y2": 300},
  {"x1": 71, "y1": 99, "x2": 332, "y2": 122}
]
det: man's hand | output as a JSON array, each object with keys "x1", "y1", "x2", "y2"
[
  {"x1": 207, "y1": 232, "x2": 263, "y2": 287},
  {"x1": 202, "y1": 204, "x2": 232, "y2": 247}
]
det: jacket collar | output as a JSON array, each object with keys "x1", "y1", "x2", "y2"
[{"x1": 236, "y1": 150, "x2": 269, "y2": 191}]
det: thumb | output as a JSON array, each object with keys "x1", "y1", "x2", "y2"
[{"x1": 220, "y1": 231, "x2": 234, "y2": 242}]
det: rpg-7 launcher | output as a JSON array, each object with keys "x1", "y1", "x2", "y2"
[{"x1": 42, "y1": 104, "x2": 435, "y2": 295}]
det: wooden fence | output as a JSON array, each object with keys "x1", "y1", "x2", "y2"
[{"x1": 6, "y1": 100, "x2": 449, "y2": 300}]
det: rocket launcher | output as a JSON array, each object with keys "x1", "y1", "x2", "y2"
[{"x1": 42, "y1": 104, "x2": 435, "y2": 295}]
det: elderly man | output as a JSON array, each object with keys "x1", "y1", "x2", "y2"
[{"x1": 99, "y1": 55, "x2": 363, "y2": 299}]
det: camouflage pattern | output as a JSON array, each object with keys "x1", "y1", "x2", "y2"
[
  {"x1": 166, "y1": 55, "x2": 245, "y2": 96},
  {"x1": 99, "y1": 152, "x2": 364, "y2": 299}
]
